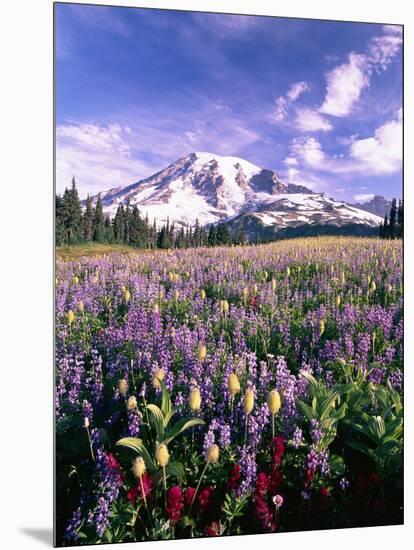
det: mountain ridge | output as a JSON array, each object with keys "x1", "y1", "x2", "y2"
[{"x1": 88, "y1": 152, "x2": 382, "y2": 233}]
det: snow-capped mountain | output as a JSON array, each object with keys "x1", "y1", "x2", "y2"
[
  {"x1": 351, "y1": 195, "x2": 391, "y2": 218},
  {"x1": 90, "y1": 152, "x2": 382, "y2": 231}
]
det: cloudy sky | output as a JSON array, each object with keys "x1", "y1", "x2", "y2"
[{"x1": 55, "y1": 4, "x2": 402, "y2": 201}]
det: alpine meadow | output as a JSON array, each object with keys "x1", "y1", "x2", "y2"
[{"x1": 55, "y1": 4, "x2": 403, "y2": 546}]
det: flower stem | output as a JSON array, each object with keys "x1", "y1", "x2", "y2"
[
  {"x1": 272, "y1": 414, "x2": 275, "y2": 438},
  {"x1": 244, "y1": 415, "x2": 248, "y2": 448},
  {"x1": 86, "y1": 426, "x2": 95, "y2": 462},
  {"x1": 163, "y1": 466, "x2": 167, "y2": 509},
  {"x1": 188, "y1": 462, "x2": 208, "y2": 514}
]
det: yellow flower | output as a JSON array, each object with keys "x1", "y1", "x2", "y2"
[
  {"x1": 72, "y1": 276, "x2": 79, "y2": 285},
  {"x1": 156, "y1": 443, "x2": 169, "y2": 467},
  {"x1": 118, "y1": 379, "x2": 128, "y2": 396},
  {"x1": 67, "y1": 310, "x2": 75, "y2": 325},
  {"x1": 370, "y1": 280, "x2": 377, "y2": 293},
  {"x1": 220, "y1": 299, "x2": 229, "y2": 314},
  {"x1": 206, "y1": 444, "x2": 220, "y2": 464},
  {"x1": 189, "y1": 388, "x2": 202, "y2": 412},
  {"x1": 335, "y1": 295, "x2": 341, "y2": 307},
  {"x1": 198, "y1": 343, "x2": 207, "y2": 362},
  {"x1": 319, "y1": 319, "x2": 325, "y2": 337},
  {"x1": 84, "y1": 417, "x2": 89, "y2": 429},
  {"x1": 77, "y1": 301, "x2": 84, "y2": 313},
  {"x1": 174, "y1": 289, "x2": 180, "y2": 301},
  {"x1": 267, "y1": 390, "x2": 281, "y2": 415},
  {"x1": 286, "y1": 266, "x2": 291, "y2": 277},
  {"x1": 200, "y1": 289, "x2": 206, "y2": 300},
  {"x1": 153, "y1": 303, "x2": 159, "y2": 314},
  {"x1": 132, "y1": 456, "x2": 146, "y2": 479},
  {"x1": 271, "y1": 278, "x2": 276, "y2": 292},
  {"x1": 152, "y1": 368, "x2": 165, "y2": 389},
  {"x1": 243, "y1": 388, "x2": 255, "y2": 415},
  {"x1": 127, "y1": 395, "x2": 137, "y2": 411},
  {"x1": 124, "y1": 289, "x2": 131, "y2": 303},
  {"x1": 228, "y1": 373, "x2": 241, "y2": 396}
]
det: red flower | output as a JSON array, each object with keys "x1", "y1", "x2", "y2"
[
  {"x1": 368, "y1": 473, "x2": 381, "y2": 488},
  {"x1": 269, "y1": 467, "x2": 282, "y2": 493},
  {"x1": 316, "y1": 486, "x2": 331, "y2": 512},
  {"x1": 253, "y1": 495, "x2": 275, "y2": 532},
  {"x1": 255, "y1": 472, "x2": 270, "y2": 497},
  {"x1": 227, "y1": 464, "x2": 241, "y2": 492},
  {"x1": 107, "y1": 453, "x2": 120, "y2": 470},
  {"x1": 166, "y1": 485, "x2": 183, "y2": 524},
  {"x1": 305, "y1": 468, "x2": 315, "y2": 484},
  {"x1": 184, "y1": 487, "x2": 197, "y2": 509},
  {"x1": 127, "y1": 484, "x2": 139, "y2": 506},
  {"x1": 198, "y1": 486, "x2": 214, "y2": 513},
  {"x1": 126, "y1": 472, "x2": 153, "y2": 507},
  {"x1": 205, "y1": 522, "x2": 222, "y2": 537},
  {"x1": 271, "y1": 437, "x2": 285, "y2": 465}
]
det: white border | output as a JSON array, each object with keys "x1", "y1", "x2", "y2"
[{"x1": 1, "y1": 0, "x2": 412, "y2": 548}]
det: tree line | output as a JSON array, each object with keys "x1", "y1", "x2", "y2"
[
  {"x1": 56, "y1": 178, "x2": 246, "y2": 248},
  {"x1": 378, "y1": 198, "x2": 403, "y2": 239}
]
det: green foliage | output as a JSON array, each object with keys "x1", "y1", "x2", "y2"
[{"x1": 116, "y1": 380, "x2": 204, "y2": 485}]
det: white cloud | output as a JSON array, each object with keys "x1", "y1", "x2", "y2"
[
  {"x1": 288, "y1": 109, "x2": 402, "y2": 176},
  {"x1": 56, "y1": 122, "x2": 157, "y2": 197},
  {"x1": 319, "y1": 53, "x2": 369, "y2": 117},
  {"x1": 319, "y1": 26, "x2": 402, "y2": 118},
  {"x1": 353, "y1": 193, "x2": 374, "y2": 202},
  {"x1": 367, "y1": 25, "x2": 403, "y2": 71},
  {"x1": 291, "y1": 136, "x2": 326, "y2": 169},
  {"x1": 350, "y1": 112, "x2": 402, "y2": 174},
  {"x1": 269, "y1": 81, "x2": 310, "y2": 122},
  {"x1": 295, "y1": 108, "x2": 332, "y2": 132},
  {"x1": 287, "y1": 81, "x2": 310, "y2": 102},
  {"x1": 284, "y1": 157, "x2": 298, "y2": 166}
]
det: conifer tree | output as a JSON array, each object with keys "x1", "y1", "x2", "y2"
[
  {"x1": 93, "y1": 194, "x2": 105, "y2": 242},
  {"x1": 389, "y1": 198, "x2": 397, "y2": 239},
  {"x1": 83, "y1": 195, "x2": 94, "y2": 241}
]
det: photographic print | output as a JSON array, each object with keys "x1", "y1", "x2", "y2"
[{"x1": 54, "y1": 3, "x2": 403, "y2": 546}]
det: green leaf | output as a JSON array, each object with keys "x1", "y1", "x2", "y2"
[
  {"x1": 152, "y1": 462, "x2": 186, "y2": 485},
  {"x1": 159, "y1": 379, "x2": 172, "y2": 423},
  {"x1": 162, "y1": 417, "x2": 205, "y2": 446},
  {"x1": 300, "y1": 371, "x2": 320, "y2": 395},
  {"x1": 320, "y1": 390, "x2": 341, "y2": 420},
  {"x1": 147, "y1": 404, "x2": 165, "y2": 441},
  {"x1": 329, "y1": 454, "x2": 346, "y2": 476},
  {"x1": 296, "y1": 398, "x2": 316, "y2": 422},
  {"x1": 115, "y1": 437, "x2": 157, "y2": 474}
]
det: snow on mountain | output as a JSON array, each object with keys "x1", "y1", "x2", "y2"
[{"x1": 90, "y1": 152, "x2": 382, "y2": 230}]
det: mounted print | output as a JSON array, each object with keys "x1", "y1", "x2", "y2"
[{"x1": 54, "y1": 2, "x2": 403, "y2": 546}]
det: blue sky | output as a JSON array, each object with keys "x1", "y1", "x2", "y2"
[{"x1": 55, "y1": 3, "x2": 402, "y2": 202}]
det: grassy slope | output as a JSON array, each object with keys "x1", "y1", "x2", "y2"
[{"x1": 56, "y1": 242, "x2": 140, "y2": 260}]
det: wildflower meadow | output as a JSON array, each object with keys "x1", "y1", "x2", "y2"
[{"x1": 55, "y1": 237, "x2": 403, "y2": 545}]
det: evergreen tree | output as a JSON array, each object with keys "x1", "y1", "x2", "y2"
[
  {"x1": 93, "y1": 194, "x2": 105, "y2": 242},
  {"x1": 83, "y1": 195, "x2": 94, "y2": 241},
  {"x1": 113, "y1": 205, "x2": 125, "y2": 243},
  {"x1": 216, "y1": 223, "x2": 231, "y2": 245},
  {"x1": 383, "y1": 214, "x2": 389, "y2": 239},
  {"x1": 208, "y1": 225, "x2": 218, "y2": 247},
  {"x1": 104, "y1": 217, "x2": 114, "y2": 243},
  {"x1": 55, "y1": 194, "x2": 66, "y2": 246},
  {"x1": 157, "y1": 225, "x2": 169, "y2": 249},
  {"x1": 397, "y1": 199, "x2": 403, "y2": 237},
  {"x1": 389, "y1": 198, "x2": 397, "y2": 239}
]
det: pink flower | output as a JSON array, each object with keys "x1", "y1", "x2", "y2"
[{"x1": 272, "y1": 494, "x2": 284, "y2": 509}]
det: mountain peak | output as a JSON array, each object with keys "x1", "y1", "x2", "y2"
[{"x1": 89, "y1": 153, "x2": 382, "y2": 231}]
